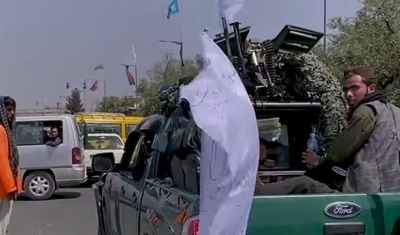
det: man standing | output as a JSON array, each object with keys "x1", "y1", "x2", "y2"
[
  {"x1": 302, "y1": 67, "x2": 400, "y2": 193},
  {"x1": 0, "y1": 96, "x2": 21, "y2": 234}
]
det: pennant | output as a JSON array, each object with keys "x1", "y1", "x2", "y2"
[
  {"x1": 218, "y1": 0, "x2": 245, "y2": 24},
  {"x1": 125, "y1": 65, "x2": 135, "y2": 85},
  {"x1": 94, "y1": 64, "x2": 105, "y2": 71},
  {"x1": 90, "y1": 80, "x2": 99, "y2": 91},
  {"x1": 180, "y1": 32, "x2": 259, "y2": 235},
  {"x1": 66, "y1": 82, "x2": 70, "y2": 89},
  {"x1": 167, "y1": 0, "x2": 179, "y2": 19}
]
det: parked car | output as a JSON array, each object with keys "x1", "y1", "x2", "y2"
[
  {"x1": 16, "y1": 114, "x2": 87, "y2": 200},
  {"x1": 84, "y1": 133, "x2": 124, "y2": 178}
]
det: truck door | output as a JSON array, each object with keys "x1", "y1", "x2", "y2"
[
  {"x1": 138, "y1": 153, "x2": 200, "y2": 235},
  {"x1": 118, "y1": 133, "x2": 148, "y2": 235},
  {"x1": 103, "y1": 172, "x2": 126, "y2": 235},
  {"x1": 99, "y1": 130, "x2": 144, "y2": 235}
]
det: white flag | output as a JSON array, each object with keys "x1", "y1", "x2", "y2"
[
  {"x1": 181, "y1": 33, "x2": 259, "y2": 235},
  {"x1": 218, "y1": 0, "x2": 245, "y2": 24}
]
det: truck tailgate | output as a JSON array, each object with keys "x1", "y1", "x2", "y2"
[{"x1": 247, "y1": 193, "x2": 400, "y2": 235}]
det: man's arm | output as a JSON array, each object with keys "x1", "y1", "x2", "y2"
[
  {"x1": 46, "y1": 137, "x2": 62, "y2": 146},
  {"x1": 328, "y1": 105, "x2": 376, "y2": 163},
  {"x1": 0, "y1": 127, "x2": 17, "y2": 194}
]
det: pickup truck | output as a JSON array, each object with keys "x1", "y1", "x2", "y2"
[{"x1": 92, "y1": 109, "x2": 400, "y2": 235}]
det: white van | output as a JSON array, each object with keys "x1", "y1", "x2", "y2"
[{"x1": 16, "y1": 114, "x2": 87, "y2": 200}]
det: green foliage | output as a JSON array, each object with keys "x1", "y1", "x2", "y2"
[
  {"x1": 65, "y1": 88, "x2": 84, "y2": 114},
  {"x1": 136, "y1": 54, "x2": 199, "y2": 116},
  {"x1": 96, "y1": 95, "x2": 138, "y2": 112},
  {"x1": 326, "y1": 0, "x2": 400, "y2": 102}
]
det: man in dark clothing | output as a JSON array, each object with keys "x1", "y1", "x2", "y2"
[
  {"x1": 46, "y1": 126, "x2": 62, "y2": 147},
  {"x1": 302, "y1": 67, "x2": 400, "y2": 193},
  {"x1": 255, "y1": 138, "x2": 337, "y2": 195}
]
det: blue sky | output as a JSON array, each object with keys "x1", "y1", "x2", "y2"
[{"x1": 0, "y1": 0, "x2": 361, "y2": 109}]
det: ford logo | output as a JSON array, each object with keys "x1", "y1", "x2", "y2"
[{"x1": 324, "y1": 202, "x2": 362, "y2": 219}]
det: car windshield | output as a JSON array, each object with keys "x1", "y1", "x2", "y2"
[{"x1": 86, "y1": 135, "x2": 124, "y2": 150}]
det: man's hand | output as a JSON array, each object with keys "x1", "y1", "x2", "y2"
[
  {"x1": 256, "y1": 175, "x2": 265, "y2": 187},
  {"x1": 7, "y1": 190, "x2": 17, "y2": 201},
  {"x1": 302, "y1": 150, "x2": 321, "y2": 168}
]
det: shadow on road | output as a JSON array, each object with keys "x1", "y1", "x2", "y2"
[
  {"x1": 70, "y1": 179, "x2": 98, "y2": 188},
  {"x1": 17, "y1": 191, "x2": 82, "y2": 201}
]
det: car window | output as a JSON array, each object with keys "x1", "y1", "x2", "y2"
[
  {"x1": 85, "y1": 123, "x2": 122, "y2": 136},
  {"x1": 16, "y1": 121, "x2": 43, "y2": 145},
  {"x1": 86, "y1": 135, "x2": 124, "y2": 150},
  {"x1": 16, "y1": 120, "x2": 64, "y2": 146},
  {"x1": 125, "y1": 124, "x2": 136, "y2": 135}
]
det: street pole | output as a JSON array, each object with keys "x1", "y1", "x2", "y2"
[
  {"x1": 103, "y1": 79, "x2": 107, "y2": 112},
  {"x1": 323, "y1": 0, "x2": 327, "y2": 52},
  {"x1": 134, "y1": 65, "x2": 138, "y2": 99},
  {"x1": 159, "y1": 40, "x2": 184, "y2": 75},
  {"x1": 82, "y1": 77, "x2": 86, "y2": 111}
]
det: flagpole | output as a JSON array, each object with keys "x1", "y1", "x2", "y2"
[
  {"x1": 323, "y1": 0, "x2": 327, "y2": 52},
  {"x1": 178, "y1": 0, "x2": 184, "y2": 75},
  {"x1": 103, "y1": 79, "x2": 107, "y2": 112},
  {"x1": 82, "y1": 77, "x2": 86, "y2": 111},
  {"x1": 134, "y1": 65, "x2": 138, "y2": 99}
]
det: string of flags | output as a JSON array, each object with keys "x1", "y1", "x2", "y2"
[{"x1": 66, "y1": 80, "x2": 98, "y2": 91}]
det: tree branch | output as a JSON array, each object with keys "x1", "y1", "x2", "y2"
[{"x1": 384, "y1": 19, "x2": 395, "y2": 34}]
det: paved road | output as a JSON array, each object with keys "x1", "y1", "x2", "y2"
[{"x1": 8, "y1": 183, "x2": 98, "y2": 235}]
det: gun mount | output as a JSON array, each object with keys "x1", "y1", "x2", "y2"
[
  {"x1": 212, "y1": 20, "x2": 347, "y2": 161},
  {"x1": 213, "y1": 22, "x2": 324, "y2": 103}
]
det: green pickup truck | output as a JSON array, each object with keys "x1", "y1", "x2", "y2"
[
  {"x1": 91, "y1": 107, "x2": 400, "y2": 235},
  {"x1": 91, "y1": 24, "x2": 400, "y2": 235}
]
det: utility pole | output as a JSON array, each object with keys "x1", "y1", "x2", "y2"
[
  {"x1": 323, "y1": 0, "x2": 327, "y2": 52},
  {"x1": 159, "y1": 39, "x2": 184, "y2": 75}
]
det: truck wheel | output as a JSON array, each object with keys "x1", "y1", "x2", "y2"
[{"x1": 24, "y1": 171, "x2": 56, "y2": 200}]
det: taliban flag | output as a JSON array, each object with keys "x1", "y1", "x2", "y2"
[{"x1": 180, "y1": 32, "x2": 259, "y2": 235}]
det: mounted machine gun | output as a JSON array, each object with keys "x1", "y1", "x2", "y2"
[{"x1": 213, "y1": 20, "x2": 348, "y2": 189}]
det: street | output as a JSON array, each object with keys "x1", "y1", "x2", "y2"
[{"x1": 8, "y1": 182, "x2": 97, "y2": 235}]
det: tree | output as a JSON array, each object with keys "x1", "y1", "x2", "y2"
[
  {"x1": 325, "y1": 0, "x2": 400, "y2": 102},
  {"x1": 96, "y1": 95, "x2": 138, "y2": 112},
  {"x1": 65, "y1": 88, "x2": 84, "y2": 113},
  {"x1": 136, "y1": 54, "x2": 199, "y2": 115}
]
